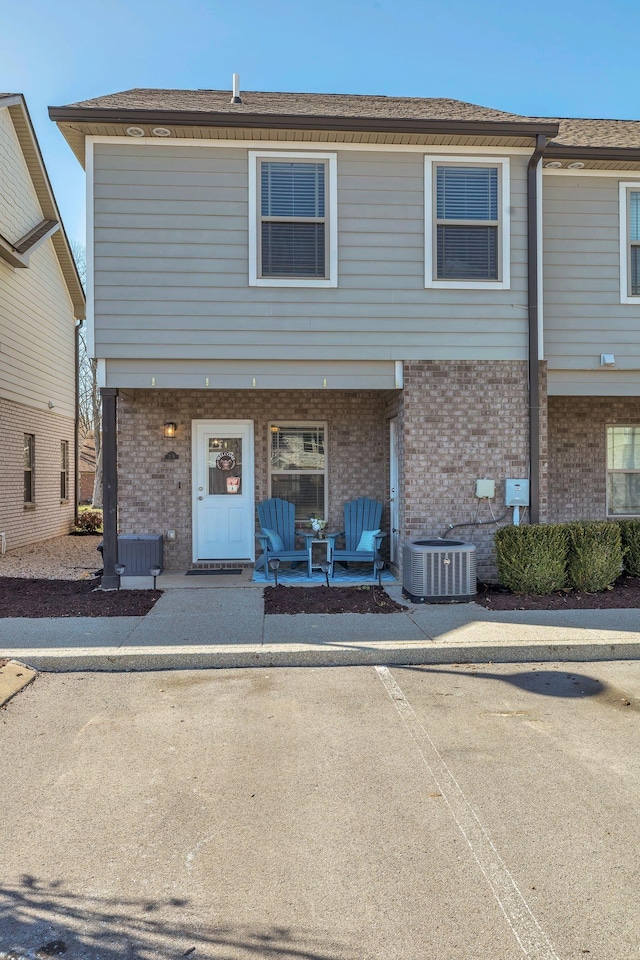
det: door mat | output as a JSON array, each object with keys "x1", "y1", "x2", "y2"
[{"x1": 186, "y1": 569, "x2": 244, "y2": 576}]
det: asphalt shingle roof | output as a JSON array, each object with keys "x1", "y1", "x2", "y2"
[{"x1": 55, "y1": 88, "x2": 640, "y2": 152}]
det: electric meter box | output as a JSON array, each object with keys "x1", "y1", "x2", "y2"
[{"x1": 505, "y1": 479, "x2": 530, "y2": 507}]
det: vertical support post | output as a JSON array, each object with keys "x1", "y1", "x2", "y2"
[{"x1": 100, "y1": 387, "x2": 119, "y2": 589}]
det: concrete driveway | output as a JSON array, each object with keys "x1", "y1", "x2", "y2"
[{"x1": 1, "y1": 661, "x2": 639, "y2": 959}]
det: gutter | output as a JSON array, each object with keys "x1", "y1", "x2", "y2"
[
  {"x1": 527, "y1": 134, "x2": 547, "y2": 524},
  {"x1": 48, "y1": 105, "x2": 559, "y2": 140}
]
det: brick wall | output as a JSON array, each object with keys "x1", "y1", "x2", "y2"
[
  {"x1": 548, "y1": 396, "x2": 640, "y2": 522},
  {"x1": 117, "y1": 389, "x2": 398, "y2": 569},
  {"x1": 400, "y1": 361, "x2": 532, "y2": 579},
  {"x1": 0, "y1": 397, "x2": 75, "y2": 552}
]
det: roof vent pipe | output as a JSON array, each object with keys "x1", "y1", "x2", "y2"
[{"x1": 231, "y1": 74, "x2": 242, "y2": 104}]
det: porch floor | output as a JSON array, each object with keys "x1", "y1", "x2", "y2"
[{"x1": 121, "y1": 566, "x2": 397, "y2": 590}]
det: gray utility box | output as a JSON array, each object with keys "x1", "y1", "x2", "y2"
[{"x1": 117, "y1": 534, "x2": 163, "y2": 576}]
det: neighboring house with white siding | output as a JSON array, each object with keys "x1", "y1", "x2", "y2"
[
  {"x1": 48, "y1": 85, "x2": 640, "y2": 585},
  {"x1": 1, "y1": 94, "x2": 85, "y2": 553}
]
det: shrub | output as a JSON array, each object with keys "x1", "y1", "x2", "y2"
[
  {"x1": 565, "y1": 521, "x2": 623, "y2": 592},
  {"x1": 617, "y1": 519, "x2": 640, "y2": 576},
  {"x1": 494, "y1": 524, "x2": 568, "y2": 594},
  {"x1": 74, "y1": 510, "x2": 103, "y2": 534}
]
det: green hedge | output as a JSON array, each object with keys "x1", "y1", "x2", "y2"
[
  {"x1": 565, "y1": 521, "x2": 623, "y2": 593},
  {"x1": 495, "y1": 520, "x2": 627, "y2": 594},
  {"x1": 494, "y1": 524, "x2": 568, "y2": 595},
  {"x1": 617, "y1": 519, "x2": 640, "y2": 577}
]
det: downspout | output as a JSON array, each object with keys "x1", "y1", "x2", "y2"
[
  {"x1": 75, "y1": 319, "x2": 81, "y2": 523},
  {"x1": 527, "y1": 134, "x2": 546, "y2": 524}
]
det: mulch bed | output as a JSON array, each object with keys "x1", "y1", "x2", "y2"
[
  {"x1": 264, "y1": 585, "x2": 405, "y2": 615},
  {"x1": 476, "y1": 575, "x2": 640, "y2": 610},
  {"x1": 0, "y1": 577, "x2": 161, "y2": 618}
]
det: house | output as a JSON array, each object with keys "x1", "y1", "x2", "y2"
[
  {"x1": 49, "y1": 84, "x2": 640, "y2": 587},
  {"x1": 1, "y1": 94, "x2": 85, "y2": 553}
]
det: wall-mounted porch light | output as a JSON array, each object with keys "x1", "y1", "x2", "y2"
[{"x1": 164, "y1": 421, "x2": 177, "y2": 439}]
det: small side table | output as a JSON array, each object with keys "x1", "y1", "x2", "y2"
[{"x1": 303, "y1": 534, "x2": 335, "y2": 573}]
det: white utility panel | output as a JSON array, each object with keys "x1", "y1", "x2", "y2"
[{"x1": 475, "y1": 479, "x2": 495, "y2": 499}]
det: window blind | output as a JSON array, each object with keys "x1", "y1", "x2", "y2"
[
  {"x1": 437, "y1": 225, "x2": 497, "y2": 280},
  {"x1": 437, "y1": 166, "x2": 498, "y2": 221},
  {"x1": 630, "y1": 193, "x2": 640, "y2": 295},
  {"x1": 260, "y1": 161, "x2": 327, "y2": 278},
  {"x1": 435, "y1": 166, "x2": 499, "y2": 280}
]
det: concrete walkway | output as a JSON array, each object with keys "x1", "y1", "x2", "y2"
[{"x1": 1, "y1": 583, "x2": 640, "y2": 670}]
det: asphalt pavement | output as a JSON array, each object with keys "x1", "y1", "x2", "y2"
[{"x1": 1, "y1": 660, "x2": 639, "y2": 959}]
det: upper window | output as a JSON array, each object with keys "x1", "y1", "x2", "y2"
[
  {"x1": 607, "y1": 425, "x2": 640, "y2": 516},
  {"x1": 620, "y1": 183, "x2": 640, "y2": 302},
  {"x1": 249, "y1": 152, "x2": 337, "y2": 288},
  {"x1": 425, "y1": 157, "x2": 510, "y2": 289},
  {"x1": 269, "y1": 422, "x2": 327, "y2": 520}
]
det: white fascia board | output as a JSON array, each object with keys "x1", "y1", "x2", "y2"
[
  {"x1": 424, "y1": 155, "x2": 511, "y2": 290},
  {"x1": 85, "y1": 137, "x2": 95, "y2": 357},
  {"x1": 87, "y1": 134, "x2": 532, "y2": 156},
  {"x1": 248, "y1": 150, "x2": 337, "y2": 288}
]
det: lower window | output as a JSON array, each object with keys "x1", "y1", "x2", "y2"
[
  {"x1": 607, "y1": 425, "x2": 640, "y2": 515},
  {"x1": 269, "y1": 422, "x2": 326, "y2": 520},
  {"x1": 60, "y1": 440, "x2": 69, "y2": 499},
  {"x1": 24, "y1": 434, "x2": 35, "y2": 503}
]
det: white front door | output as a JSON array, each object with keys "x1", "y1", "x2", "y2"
[
  {"x1": 389, "y1": 417, "x2": 400, "y2": 565},
  {"x1": 192, "y1": 420, "x2": 254, "y2": 561}
]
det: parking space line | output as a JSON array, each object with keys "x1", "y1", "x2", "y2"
[{"x1": 375, "y1": 665, "x2": 561, "y2": 960}]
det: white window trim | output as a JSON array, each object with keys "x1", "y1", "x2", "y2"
[
  {"x1": 619, "y1": 182, "x2": 640, "y2": 303},
  {"x1": 606, "y1": 423, "x2": 640, "y2": 517},
  {"x1": 248, "y1": 151, "x2": 338, "y2": 288},
  {"x1": 424, "y1": 155, "x2": 511, "y2": 290},
  {"x1": 268, "y1": 420, "x2": 328, "y2": 521}
]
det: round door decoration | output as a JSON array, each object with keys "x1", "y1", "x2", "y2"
[{"x1": 216, "y1": 451, "x2": 236, "y2": 471}]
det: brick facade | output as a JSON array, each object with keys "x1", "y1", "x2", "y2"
[
  {"x1": 0, "y1": 397, "x2": 75, "y2": 552},
  {"x1": 116, "y1": 361, "x2": 546, "y2": 579},
  {"x1": 399, "y1": 360, "x2": 534, "y2": 579},
  {"x1": 548, "y1": 396, "x2": 640, "y2": 522},
  {"x1": 117, "y1": 389, "x2": 398, "y2": 569}
]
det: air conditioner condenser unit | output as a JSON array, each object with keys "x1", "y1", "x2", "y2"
[{"x1": 402, "y1": 539, "x2": 477, "y2": 603}]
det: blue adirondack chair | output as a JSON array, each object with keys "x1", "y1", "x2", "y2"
[
  {"x1": 256, "y1": 498, "x2": 311, "y2": 579},
  {"x1": 327, "y1": 497, "x2": 386, "y2": 578}
]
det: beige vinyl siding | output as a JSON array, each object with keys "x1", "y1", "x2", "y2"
[
  {"x1": 544, "y1": 174, "x2": 640, "y2": 395},
  {"x1": 0, "y1": 108, "x2": 76, "y2": 418},
  {"x1": 93, "y1": 143, "x2": 529, "y2": 365}
]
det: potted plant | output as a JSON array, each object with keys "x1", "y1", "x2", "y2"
[{"x1": 310, "y1": 516, "x2": 328, "y2": 539}]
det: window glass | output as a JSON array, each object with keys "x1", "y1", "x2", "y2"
[
  {"x1": 270, "y1": 424, "x2": 326, "y2": 519},
  {"x1": 261, "y1": 162, "x2": 325, "y2": 218},
  {"x1": 436, "y1": 166, "x2": 498, "y2": 221},
  {"x1": 259, "y1": 160, "x2": 327, "y2": 279},
  {"x1": 630, "y1": 192, "x2": 640, "y2": 243},
  {"x1": 24, "y1": 434, "x2": 34, "y2": 503},
  {"x1": 607, "y1": 426, "x2": 640, "y2": 515},
  {"x1": 435, "y1": 165, "x2": 499, "y2": 281},
  {"x1": 207, "y1": 437, "x2": 243, "y2": 495},
  {"x1": 60, "y1": 441, "x2": 69, "y2": 499}
]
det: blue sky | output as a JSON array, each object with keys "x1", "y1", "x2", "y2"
[{"x1": 2, "y1": 0, "x2": 639, "y2": 245}]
